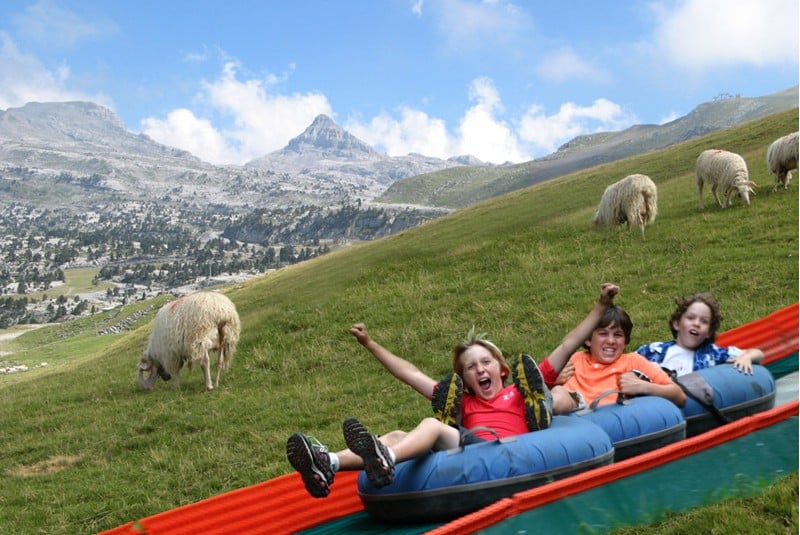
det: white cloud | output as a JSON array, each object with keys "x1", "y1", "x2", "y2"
[
  {"x1": 347, "y1": 77, "x2": 641, "y2": 164},
  {"x1": 456, "y1": 77, "x2": 529, "y2": 162},
  {"x1": 12, "y1": 0, "x2": 117, "y2": 48},
  {"x1": 345, "y1": 77, "x2": 530, "y2": 164},
  {"x1": 651, "y1": 0, "x2": 799, "y2": 70},
  {"x1": 0, "y1": 31, "x2": 110, "y2": 110},
  {"x1": 141, "y1": 61, "x2": 333, "y2": 165},
  {"x1": 518, "y1": 98, "x2": 637, "y2": 154},
  {"x1": 346, "y1": 108, "x2": 452, "y2": 158},
  {"x1": 141, "y1": 109, "x2": 239, "y2": 164},
  {"x1": 537, "y1": 47, "x2": 609, "y2": 84}
]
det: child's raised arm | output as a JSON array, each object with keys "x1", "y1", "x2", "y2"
[
  {"x1": 349, "y1": 323, "x2": 438, "y2": 398},
  {"x1": 546, "y1": 283, "x2": 619, "y2": 374}
]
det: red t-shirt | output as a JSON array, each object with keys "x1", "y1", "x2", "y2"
[{"x1": 460, "y1": 384, "x2": 529, "y2": 439}]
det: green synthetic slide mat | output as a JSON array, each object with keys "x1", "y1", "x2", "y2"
[{"x1": 479, "y1": 416, "x2": 798, "y2": 534}]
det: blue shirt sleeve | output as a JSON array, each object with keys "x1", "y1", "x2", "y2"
[{"x1": 636, "y1": 341, "x2": 670, "y2": 364}]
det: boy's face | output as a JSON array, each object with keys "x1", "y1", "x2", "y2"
[
  {"x1": 586, "y1": 322, "x2": 627, "y2": 364},
  {"x1": 673, "y1": 301, "x2": 712, "y2": 350},
  {"x1": 459, "y1": 345, "x2": 505, "y2": 400}
]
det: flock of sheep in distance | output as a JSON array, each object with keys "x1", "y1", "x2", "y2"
[
  {"x1": 133, "y1": 132, "x2": 798, "y2": 391},
  {"x1": 593, "y1": 131, "x2": 799, "y2": 237}
]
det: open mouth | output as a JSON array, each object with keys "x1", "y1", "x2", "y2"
[{"x1": 478, "y1": 377, "x2": 492, "y2": 393}]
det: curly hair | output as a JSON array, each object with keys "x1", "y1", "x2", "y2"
[
  {"x1": 669, "y1": 292, "x2": 722, "y2": 342},
  {"x1": 451, "y1": 326, "x2": 510, "y2": 393}
]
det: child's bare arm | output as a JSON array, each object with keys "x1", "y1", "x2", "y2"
[
  {"x1": 547, "y1": 283, "x2": 619, "y2": 373},
  {"x1": 349, "y1": 323, "x2": 437, "y2": 397}
]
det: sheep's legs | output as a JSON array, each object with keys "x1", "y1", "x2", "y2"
[
  {"x1": 214, "y1": 347, "x2": 225, "y2": 388},
  {"x1": 201, "y1": 350, "x2": 214, "y2": 391},
  {"x1": 697, "y1": 181, "x2": 705, "y2": 210},
  {"x1": 711, "y1": 184, "x2": 724, "y2": 208}
]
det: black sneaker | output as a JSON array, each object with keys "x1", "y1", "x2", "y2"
[
  {"x1": 513, "y1": 354, "x2": 553, "y2": 431},
  {"x1": 342, "y1": 417, "x2": 394, "y2": 488},
  {"x1": 286, "y1": 432, "x2": 335, "y2": 498},
  {"x1": 431, "y1": 373, "x2": 463, "y2": 427}
]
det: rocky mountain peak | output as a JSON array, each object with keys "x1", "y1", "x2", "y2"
[{"x1": 285, "y1": 114, "x2": 379, "y2": 159}]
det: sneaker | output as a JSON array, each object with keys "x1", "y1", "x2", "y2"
[
  {"x1": 286, "y1": 432, "x2": 335, "y2": 498},
  {"x1": 431, "y1": 373, "x2": 463, "y2": 427},
  {"x1": 512, "y1": 354, "x2": 553, "y2": 431},
  {"x1": 342, "y1": 417, "x2": 394, "y2": 488}
]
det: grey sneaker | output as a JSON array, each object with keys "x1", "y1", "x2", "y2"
[
  {"x1": 286, "y1": 432, "x2": 335, "y2": 498},
  {"x1": 342, "y1": 417, "x2": 394, "y2": 488},
  {"x1": 431, "y1": 373, "x2": 463, "y2": 427},
  {"x1": 513, "y1": 354, "x2": 553, "y2": 431}
]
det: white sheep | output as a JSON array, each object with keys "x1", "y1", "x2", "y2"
[
  {"x1": 767, "y1": 131, "x2": 798, "y2": 192},
  {"x1": 138, "y1": 292, "x2": 241, "y2": 391},
  {"x1": 696, "y1": 149, "x2": 757, "y2": 209},
  {"x1": 593, "y1": 173, "x2": 658, "y2": 238}
]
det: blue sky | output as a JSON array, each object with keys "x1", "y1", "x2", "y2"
[{"x1": 0, "y1": 0, "x2": 797, "y2": 166}]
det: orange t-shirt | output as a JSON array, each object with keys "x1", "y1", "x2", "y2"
[{"x1": 562, "y1": 350, "x2": 673, "y2": 406}]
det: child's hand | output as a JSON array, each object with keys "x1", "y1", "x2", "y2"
[
  {"x1": 617, "y1": 371, "x2": 650, "y2": 396},
  {"x1": 555, "y1": 360, "x2": 575, "y2": 385},
  {"x1": 729, "y1": 354, "x2": 754, "y2": 375},
  {"x1": 599, "y1": 283, "x2": 619, "y2": 305},
  {"x1": 349, "y1": 323, "x2": 371, "y2": 346}
]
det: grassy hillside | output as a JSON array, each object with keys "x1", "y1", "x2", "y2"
[{"x1": 0, "y1": 109, "x2": 797, "y2": 534}]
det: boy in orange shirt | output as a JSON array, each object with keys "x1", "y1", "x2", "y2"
[{"x1": 539, "y1": 296, "x2": 686, "y2": 413}]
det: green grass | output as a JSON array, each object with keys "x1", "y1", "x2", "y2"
[
  {"x1": 611, "y1": 472, "x2": 798, "y2": 535},
  {"x1": 0, "y1": 109, "x2": 797, "y2": 534}
]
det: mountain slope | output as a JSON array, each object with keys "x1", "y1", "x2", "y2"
[
  {"x1": 378, "y1": 86, "x2": 799, "y2": 208},
  {"x1": 1, "y1": 108, "x2": 797, "y2": 534}
]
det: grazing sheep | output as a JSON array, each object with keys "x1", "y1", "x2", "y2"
[
  {"x1": 138, "y1": 292, "x2": 240, "y2": 391},
  {"x1": 593, "y1": 173, "x2": 658, "y2": 238},
  {"x1": 767, "y1": 132, "x2": 798, "y2": 192},
  {"x1": 696, "y1": 149, "x2": 757, "y2": 209}
]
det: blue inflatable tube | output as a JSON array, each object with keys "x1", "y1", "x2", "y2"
[
  {"x1": 681, "y1": 364, "x2": 775, "y2": 436},
  {"x1": 357, "y1": 416, "x2": 614, "y2": 523},
  {"x1": 572, "y1": 395, "x2": 687, "y2": 461}
]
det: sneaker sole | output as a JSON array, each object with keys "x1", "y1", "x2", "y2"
[
  {"x1": 514, "y1": 354, "x2": 552, "y2": 431},
  {"x1": 342, "y1": 418, "x2": 394, "y2": 488},
  {"x1": 286, "y1": 433, "x2": 332, "y2": 498},
  {"x1": 431, "y1": 373, "x2": 462, "y2": 427}
]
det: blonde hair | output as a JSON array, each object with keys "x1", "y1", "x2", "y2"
[{"x1": 451, "y1": 326, "x2": 510, "y2": 393}]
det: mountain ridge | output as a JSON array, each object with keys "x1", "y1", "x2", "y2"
[
  {"x1": 0, "y1": 104, "x2": 470, "y2": 210},
  {"x1": 0, "y1": 86, "x2": 796, "y2": 215},
  {"x1": 378, "y1": 85, "x2": 799, "y2": 208}
]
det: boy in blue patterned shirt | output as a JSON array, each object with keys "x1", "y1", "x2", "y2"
[{"x1": 636, "y1": 292, "x2": 763, "y2": 376}]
